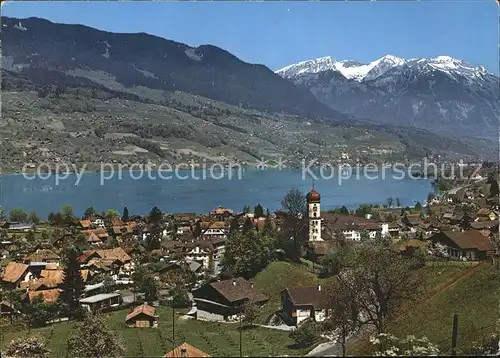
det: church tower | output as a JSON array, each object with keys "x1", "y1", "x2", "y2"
[{"x1": 306, "y1": 185, "x2": 323, "y2": 242}]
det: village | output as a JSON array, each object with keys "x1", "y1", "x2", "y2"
[{"x1": 0, "y1": 166, "x2": 499, "y2": 357}]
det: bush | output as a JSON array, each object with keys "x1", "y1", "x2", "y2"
[{"x1": 289, "y1": 319, "x2": 320, "y2": 347}]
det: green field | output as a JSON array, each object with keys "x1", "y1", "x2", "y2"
[
  {"x1": 1, "y1": 306, "x2": 309, "y2": 357},
  {"x1": 351, "y1": 261, "x2": 500, "y2": 355}
]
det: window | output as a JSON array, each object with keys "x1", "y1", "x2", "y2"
[{"x1": 313, "y1": 206, "x2": 318, "y2": 212}]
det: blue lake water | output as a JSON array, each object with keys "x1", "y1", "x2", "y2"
[{"x1": 0, "y1": 168, "x2": 433, "y2": 219}]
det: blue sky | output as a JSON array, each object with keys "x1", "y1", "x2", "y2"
[{"x1": 2, "y1": 1, "x2": 498, "y2": 73}]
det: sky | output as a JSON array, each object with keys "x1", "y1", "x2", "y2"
[{"x1": 1, "y1": 1, "x2": 498, "y2": 73}]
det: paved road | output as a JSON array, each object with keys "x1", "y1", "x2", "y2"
[{"x1": 307, "y1": 326, "x2": 374, "y2": 356}]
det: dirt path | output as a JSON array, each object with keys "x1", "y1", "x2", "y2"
[{"x1": 426, "y1": 262, "x2": 484, "y2": 301}]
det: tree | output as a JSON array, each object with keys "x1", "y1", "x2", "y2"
[
  {"x1": 254, "y1": 204, "x2": 264, "y2": 218},
  {"x1": 336, "y1": 246, "x2": 422, "y2": 334},
  {"x1": 262, "y1": 217, "x2": 276, "y2": 237},
  {"x1": 60, "y1": 246, "x2": 84, "y2": 317},
  {"x1": 458, "y1": 203, "x2": 474, "y2": 230},
  {"x1": 4, "y1": 334, "x2": 51, "y2": 358},
  {"x1": 9, "y1": 208, "x2": 27, "y2": 222},
  {"x1": 414, "y1": 201, "x2": 422, "y2": 210},
  {"x1": 281, "y1": 188, "x2": 307, "y2": 217},
  {"x1": 242, "y1": 217, "x2": 254, "y2": 233},
  {"x1": 28, "y1": 211, "x2": 40, "y2": 225},
  {"x1": 488, "y1": 173, "x2": 499, "y2": 197},
  {"x1": 222, "y1": 231, "x2": 272, "y2": 278},
  {"x1": 170, "y1": 286, "x2": 190, "y2": 308},
  {"x1": 62, "y1": 205, "x2": 75, "y2": 226},
  {"x1": 140, "y1": 275, "x2": 158, "y2": 302},
  {"x1": 396, "y1": 198, "x2": 401, "y2": 208},
  {"x1": 84, "y1": 207, "x2": 96, "y2": 219},
  {"x1": 148, "y1": 206, "x2": 162, "y2": 223},
  {"x1": 48, "y1": 212, "x2": 64, "y2": 226},
  {"x1": 289, "y1": 319, "x2": 320, "y2": 347},
  {"x1": 193, "y1": 221, "x2": 202, "y2": 237},
  {"x1": 105, "y1": 209, "x2": 119, "y2": 220},
  {"x1": 229, "y1": 218, "x2": 239, "y2": 233},
  {"x1": 339, "y1": 206, "x2": 349, "y2": 215},
  {"x1": 242, "y1": 205, "x2": 251, "y2": 214},
  {"x1": 119, "y1": 207, "x2": 129, "y2": 222},
  {"x1": 241, "y1": 300, "x2": 258, "y2": 327},
  {"x1": 67, "y1": 312, "x2": 125, "y2": 358},
  {"x1": 386, "y1": 197, "x2": 393, "y2": 208},
  {"x1": 323, "y1": 283, "x2": 360, "y2": 357},
  {"x1": 23, "y1": 296, "x2": 57, "y2": 327}
]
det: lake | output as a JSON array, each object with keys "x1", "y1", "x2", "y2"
[{"x1": 0, "y1": 168, "x2": 433, "y2": 219}]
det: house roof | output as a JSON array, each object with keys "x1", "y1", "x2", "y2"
[
  {"x1": 79, "y1": 293, "x2": 121, "y2": 304},
  {"x1": 1, "y1": 262, "x2": 29, "y2": 283},
  {"x1": 165, "y1": 343, "x2": 210, "y2": 358},
  {"x1": 125, "y1": 303, "x2": 157, "y2": 322},
  {"x1": 323, "y1": 214, "x2": 381, "y2": 231},
  {"x1": 25, "y1": 249, "x2": 60, "y2": 262},
  {"x1": 81, "y1": 269, "x2": 91, "y2": 282},
  {"x1": 79, "y1": 220, "x2": 92, "y2": 228},
  {"x1": 208, "y1": 277, "x2": 267, "y2": 304},
  {"x1": 28, "y1": 289, "x2": 62, "y2": 303},
  {"x1": 78, "y1": 248, "x2": 131, "y2": 264},
  {"x1": 85, "y1": 232, "x2": 101, "y2": 243},
  {"x1": 471, "y1": 221, "x2": 499, "y2": 230},
  {"x1": 437, "y1": 231, "x2": 494, "y2": 251},
  {"x1": 163, "y1": 259, "x2": 202, "y2": 274},
  {"x1": 284, "y1": 285, "x2": 328, "y2": 310}
]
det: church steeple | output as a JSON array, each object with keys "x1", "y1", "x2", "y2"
[{"x1": 307, "y1": 185, "x2": 323, "y2": 241}]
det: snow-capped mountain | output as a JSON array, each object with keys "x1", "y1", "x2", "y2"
[{"x1": 277, "y1": 55, "x2": 499, "y2": 139}]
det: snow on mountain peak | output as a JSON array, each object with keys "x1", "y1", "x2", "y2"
[{"x1": 277, "y1": 54, "x2": 490, "y2": 82}]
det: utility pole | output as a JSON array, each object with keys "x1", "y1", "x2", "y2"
[
  {"x1": 451, "y1": 313, "x2": 459, "y2": 356},
  {"x1": 239, "y1": 312, "x2": 242, "y2": 357},
  {"x1": 172, "y1": 306, "x2": 175, "y2": 351}
]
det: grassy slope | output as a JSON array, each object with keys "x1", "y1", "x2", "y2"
[
  {"x1": 351, "y1": 261, "x2": 500, "y2": 355},
  {"x1": 2, "y1": 306, "x2": 309, "y2": 357}
]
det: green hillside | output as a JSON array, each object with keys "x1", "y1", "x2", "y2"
[{"x1": 351, "y1": 261, "x2": 500, "y2": 355}]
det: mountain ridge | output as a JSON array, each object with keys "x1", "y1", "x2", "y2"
[
  {"x1": 1, "y1": 16, "x2": 352, "y2": 123},
  {"x1": 276, "y1": 55, "x2": 499, "y2": 139}
]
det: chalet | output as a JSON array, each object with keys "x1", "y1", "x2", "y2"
[
  {"x1": 429, "y1": 230, "x2": 494, "y2": 260},
  {"x1": 79, "y1": 293, "x2": 122, "y2": 313},
  {"x1": 78, "y1": 248, "x2": 134, "y2": 276},
  {"x1": 0, "y1": 262, "x2": 30, "y2": 289},
  {"x1": 8, "y1": 223, "x2": 34, "y2": 232},
  {"x1": 442, "y1": 213, "x2": 462, "y2": 225},
  {"x1": 24, "y1": 249, "x2": 60, "y2": 265},
  {"x1": 211, "y1": 207, "x2": 234, "y2": 221},
  {"x1": 281, "y1": 285, "x2": 329, "y2": 326},
  {"x1": 322, "y1": 214, "x2": 389, "y2": 241},
  {"x1": 79, "y1": 220, "x2": 92, "y2": 230},
  {"x1": 192, "y1": 277, "x2": 268, "y2": 321},
  {"x1": 471, "y1": 220, "x2": 499, "y2": 237},
  {"x1": 0, "y1": 220, "x2": 10, "y2": 229},
  {"x1": 165, "y1": 343, "x2": 210, "y2": 358},
  {"x1": 159, "y1": 259, "x2": 202, "y2": 277},
  {"x1": 91, "y1": 216, "x2": 106, "y2": 228},
  {"x1": 27, "y1": 289, "x2": 62, "y2": 303},
  {"x1": 125, "y1": 303, "x2": 159, "y2": 328},
  {"x1": 0, "y1": 300, "x2": 19, "y2": 315}
]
